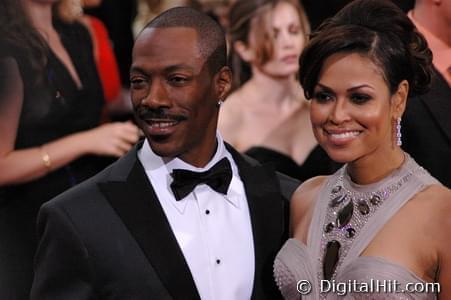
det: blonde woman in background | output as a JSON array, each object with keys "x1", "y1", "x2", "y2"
[{"x1": 219, "y1": 0, "x2": 339, "y2": 180}]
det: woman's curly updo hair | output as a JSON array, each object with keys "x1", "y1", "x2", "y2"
[{"x1": 298, "y1": 0, "x2": 433, "y2": 100}]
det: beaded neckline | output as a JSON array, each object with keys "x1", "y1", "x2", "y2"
[{"x1": 318, "y1": 153, "x2": 425, "y2": 283}]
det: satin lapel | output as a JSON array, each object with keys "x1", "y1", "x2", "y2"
[
  {"x1": 227, "y1": 144, "x2": 286, "y2": 299},
  {"x1": 420, "y1": 71, "x2": 451, "y2": 142},
  {"x1": 99, "y1": 156, "x2": 200, "y2": 300}
]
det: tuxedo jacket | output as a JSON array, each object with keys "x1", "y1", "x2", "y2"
[
  {"x1": 402, "y1": 70, "x2": 451, "y2": 188},
  {"x1": 31, "y1": 142, "x2": 299, "y2": 300}
]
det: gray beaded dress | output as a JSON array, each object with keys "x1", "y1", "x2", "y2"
[{"x1": 274, "y1": 153, "x2": 441, "y2": 299}]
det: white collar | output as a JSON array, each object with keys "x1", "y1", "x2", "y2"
[{"x1": 138, "y1": 133, "x2": 243, "y2": 213}]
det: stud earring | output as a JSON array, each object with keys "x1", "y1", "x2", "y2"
[
  {"x1": 217, "y1": 99, "x2": 224, "y2": 107},
  {"x1": 396, "y1": 117, "x2": 402, "y2": 146}
]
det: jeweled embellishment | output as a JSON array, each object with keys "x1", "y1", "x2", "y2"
[
  {"x1": 319, "y1": 154, "x2": 424, "y2": 284},
  {"x1": 336, "y1": 200, "x2": 353, "y2": 228},
  {"x1": 330, "y1": 194, "x2": 347, "y2": 207},
  {"x1": 345, "y1": 227, "x2": 356, "y2": 238},
  {"x1": 325, "y1": 222, "x2": 335, "y2": 233},
  {"x1": 332, "y1": 185, "x2": 342, "y2": 194},
  {"x1": 370, "y1": 194, "x2": 381, "y2": 206},
  {"x1": 357, "y1": 200, "x2": 370, "y2": 215},
  {"x1": 323, "y1": 240, "x2": 340, "y2": 281}
]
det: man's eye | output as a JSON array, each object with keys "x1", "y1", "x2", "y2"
[
  {"x1": 313, "y1": 92, "x2": 333, "y2": 103},
  {"x1": 350, "y1": 93, "x2": 371, "y2": 104},
  {"x1": 130, "y1": 78, "x2": 146, "y2": 88},
  {"x1": 169, "y1": 76, "x2": 188, "y2": 85}
]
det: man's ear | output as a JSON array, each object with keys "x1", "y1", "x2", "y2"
[
  {"x1": 215, "y1": 66, "x2": 232, "y2": 101},
  {"x1": 392, "y1": 79, "x2": 409, "y2": 119},
  {"x1": 233, "y1": 40, "x2": 255, "y2": 63}
]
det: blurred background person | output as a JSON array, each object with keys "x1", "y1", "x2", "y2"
[
  {"x1": 84, "y1": 0, "x2": 138, "y2": 120},
  {"x1": 274, "y1": 1, "x2": 450, "y2": 298},
  {"x1": 76, "y1": 0, "x2": 122, "y2": 105},
  {"x1": 0, "y1": 0, "x2": 139, "y2": 298},
  {"x1": 202, "y1": 0, "x2": 237, "y2": 31},
  {"x1": 132, "y1": 0, "x2": 202, "y2": 37},
  {"x1": 402, "y1": 0, "x2": 451, "y2": 187},
  {"x1": 219, "y1": 0, "x2": 339, "y2": 181},
  {"x1": 84, "y1": 0, "x2": 136, "y2": 94}
]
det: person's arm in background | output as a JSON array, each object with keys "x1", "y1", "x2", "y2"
[{"x1": 0, "y1": 57, "x2": 139, "y2": 186}]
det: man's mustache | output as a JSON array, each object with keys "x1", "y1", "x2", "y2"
[{"x1": 136, "y1": 107, "x2": 187, "y2": 121}]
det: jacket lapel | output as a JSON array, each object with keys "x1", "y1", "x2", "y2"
[
  {"x1": 98, "y1": 146, "x2": 200, "y2": 300},
  {"x1": 419, "y1": 71, "x2": 451, "y2": 142},
  {"x1": 227, "y1": 144, "x2": 286, "y2": 299}
]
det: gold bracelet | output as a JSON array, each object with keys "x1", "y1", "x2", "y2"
[{"x1": 40, "y1": 146, "x2": 52, "y2": 170}]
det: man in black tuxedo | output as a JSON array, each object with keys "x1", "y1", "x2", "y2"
[{"x1": 31, "y1": 7, "x2": 298, "y2": 300}]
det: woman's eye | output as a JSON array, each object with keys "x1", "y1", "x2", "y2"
[
  {"x1": 350, "y1": 93, "x2": 371, "y2": 104},
  {"x1": 289, "y1": 25, "x2": 301, "y2": 35},
  {"x1": 313, "y1": 92, "x2": 333, "y2": 103}
]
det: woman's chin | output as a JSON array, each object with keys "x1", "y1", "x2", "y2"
[{"x1": 324, "y1": 149, "x2": 357, "y2": 164}]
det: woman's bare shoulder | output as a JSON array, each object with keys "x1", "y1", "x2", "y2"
[
  {"x1": 219, "y1": 92, "x2": 243, "y2": 126},
  {"x1": 422, "y1": 185, "x2": 451, "y2": 224},
  {"x1": 292, "y1": 176, "x2": 327, "y2": 200},
  {"x1": 418, "y1": 185, "x2": 451, "y2": 294},
  {"x1": 290, "y1": 176, "x2": 328, "y2": 236},
  {"x1": 222, "y1": 90, "x2": 245, "y2": 112},
  {"x1": 410, "y1": 184, "x2": 451, "y2": 239},
  {"x1": 413, "y1": 184, "x2": 451, "y2": 211}
]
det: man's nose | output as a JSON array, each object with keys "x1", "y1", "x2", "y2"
[{"x1": 142, "y1": 79, "x2": 171, "y2": 108}]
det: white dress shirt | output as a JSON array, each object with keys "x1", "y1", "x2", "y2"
[{"x1": 138, "y1": 134, "x2": 255, "y2": 300}]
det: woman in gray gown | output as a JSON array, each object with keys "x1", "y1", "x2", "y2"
[{"x1": 273, "y1": 0, "x2": 451, "y2": 299}]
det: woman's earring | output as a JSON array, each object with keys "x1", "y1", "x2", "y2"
[
  {"x1": 217, "y1": 99, "x2": 224, "y2": 107},
  {"x1": 396, "y1": 117, "x2": 402, "y2": 146}
]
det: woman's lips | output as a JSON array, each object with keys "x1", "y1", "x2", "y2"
[
  {"x1": 281, "y1": 54, "x2": 298, "y2": 64},
  {"x1": 324, "y1": 129, "x2": 362, "y2": 145}
]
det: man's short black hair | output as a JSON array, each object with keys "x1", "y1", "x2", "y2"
[{"x1": 143, "y1": 6, "x2": 227, "y2": 74}]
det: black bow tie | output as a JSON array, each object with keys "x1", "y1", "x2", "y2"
[{"x1": 170, "y1": 157, "x2": 233, "y2": 201}]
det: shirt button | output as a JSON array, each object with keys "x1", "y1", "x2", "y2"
[
  {"x1": 216, "y1": 259, "x2": 221, "y2": 264},
  {"x1": 205, "y1": 209, "x2": 210, "y2": 215}
]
